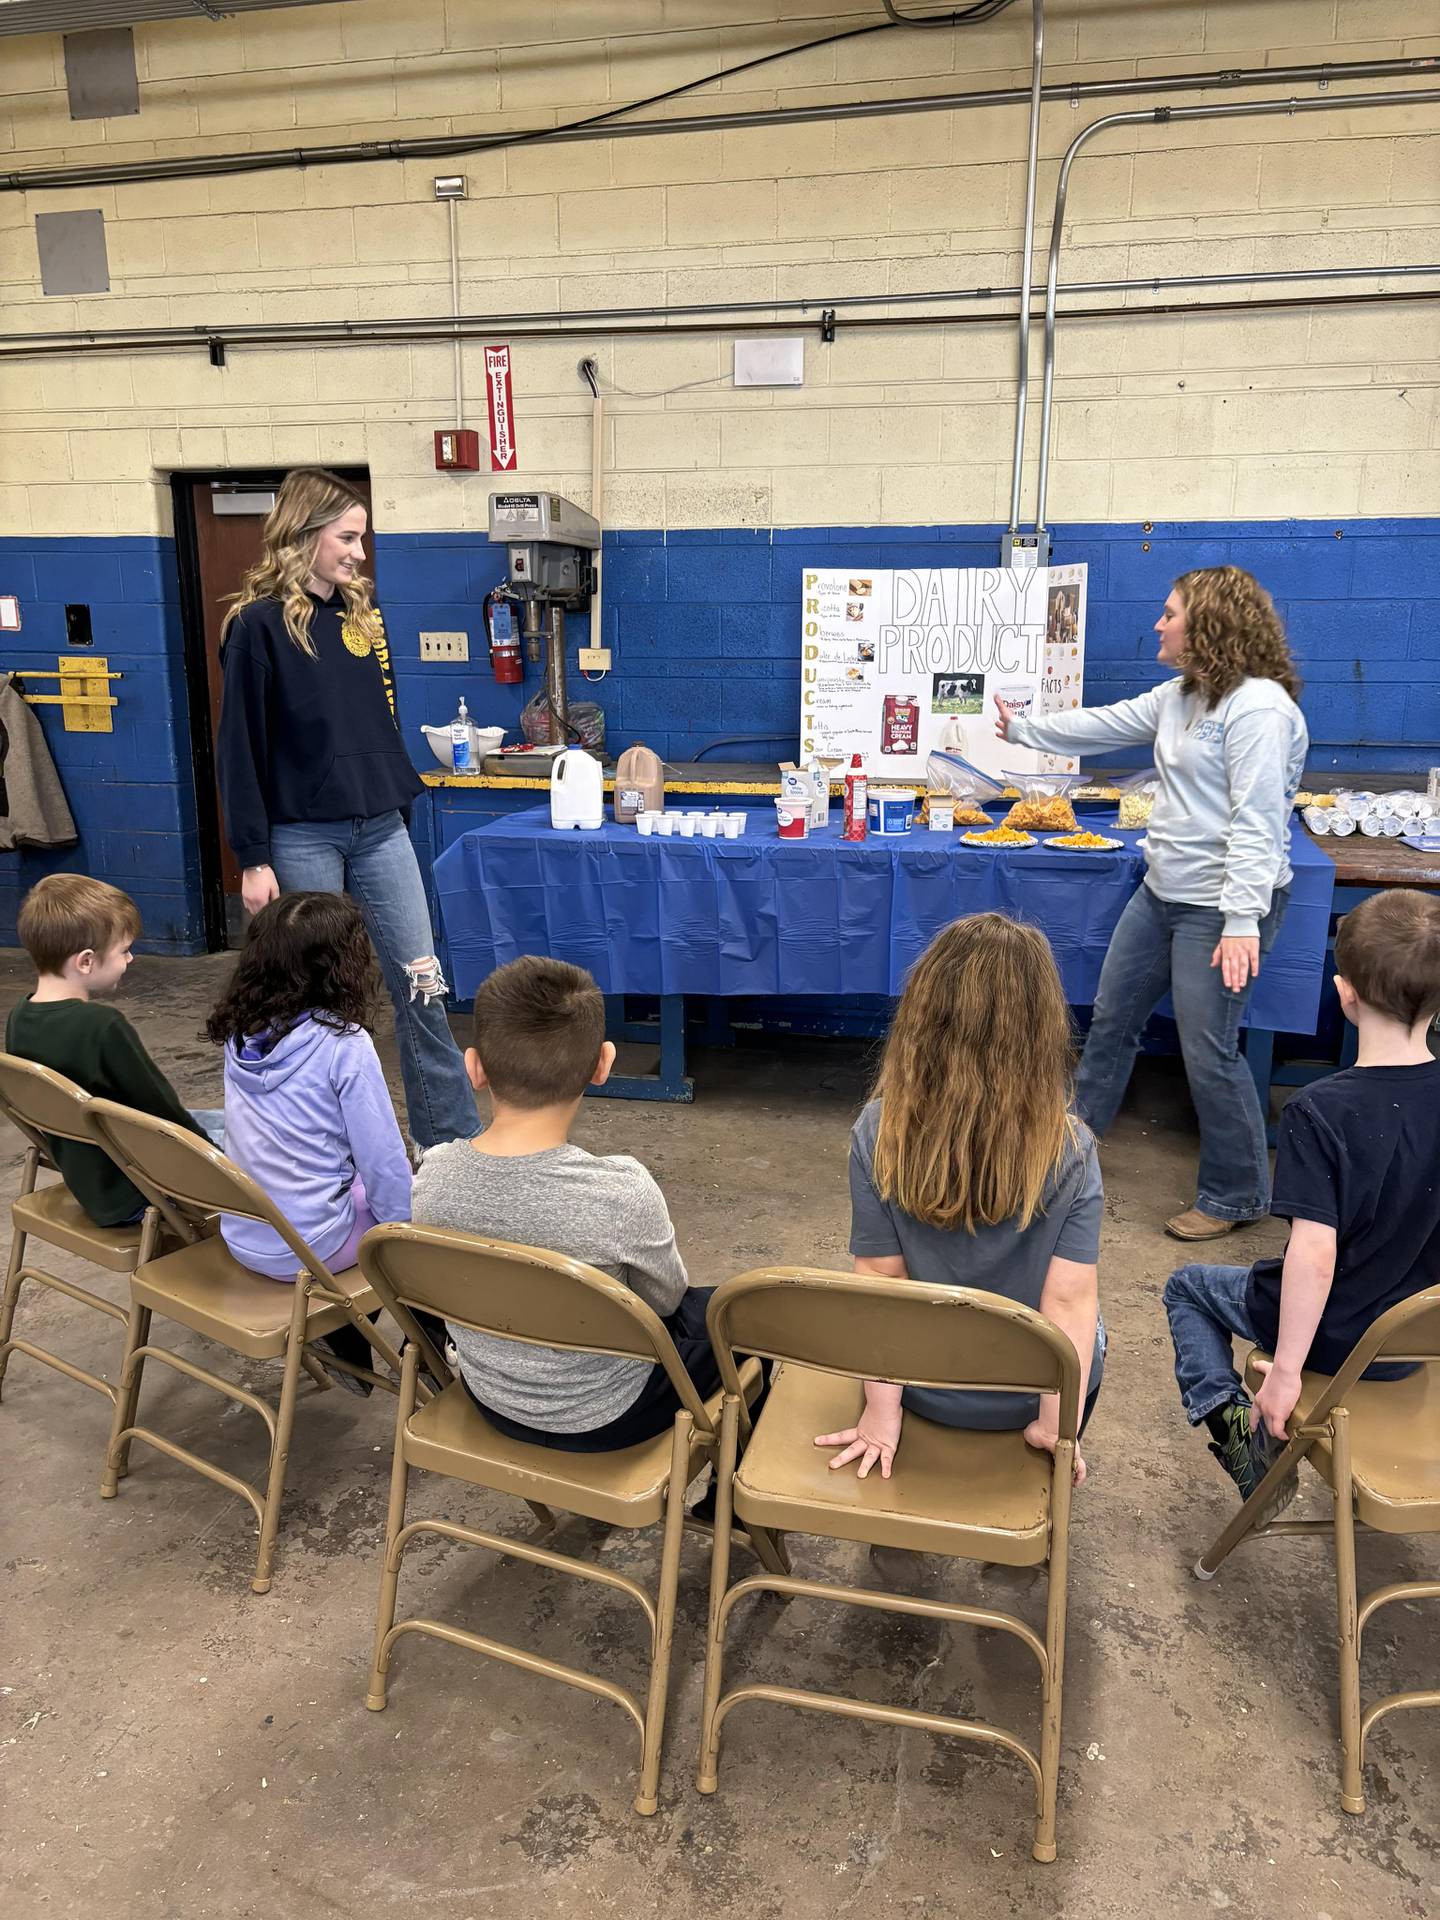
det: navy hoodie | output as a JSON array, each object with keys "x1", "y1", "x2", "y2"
[{"x1": 217, "y1": 593, "x2": 422, "y2": 869}]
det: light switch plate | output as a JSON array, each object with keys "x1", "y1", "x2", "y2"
[
  {"x1": 419, "y1": 631, "x2": 469, "y2": 661},
  {"x1": 578, "y1": 646, "x2": 611, "y2": 670}
]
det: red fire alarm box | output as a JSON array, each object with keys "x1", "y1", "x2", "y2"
[{"x1": 434, "y1": 429, "x2": 481, "y2": 470}]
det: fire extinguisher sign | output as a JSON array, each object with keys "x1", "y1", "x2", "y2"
[{"x1": 484, "y1": 345, "x2": 518, "y2": 472}]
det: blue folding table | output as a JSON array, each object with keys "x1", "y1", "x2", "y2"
[{"x1": 434, "y1": 807, "x2": 1335, "y2": 1104}]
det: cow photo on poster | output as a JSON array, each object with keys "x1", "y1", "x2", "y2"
[{"x1": 799, "y1": 563, "x2": 1087, "y2": 781}]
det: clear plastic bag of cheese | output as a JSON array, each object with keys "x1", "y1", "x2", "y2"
[
  {"x1": 925, "y1": 751, "x2": 1003, "y2": 828},
  {"x1": 1113, "y1": 766, "x2": 1161, "y2": 829},
  {"x1": 997, "y1": 767, "x2": 1087, "y2": 835}
]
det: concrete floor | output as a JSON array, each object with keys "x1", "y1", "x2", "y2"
[{"x1": 1, "y1": 949, "x2": 1435, "y2": 1920}]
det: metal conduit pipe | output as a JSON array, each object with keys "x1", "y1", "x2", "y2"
[
  {"x1": 1033, "y1": 85, "x2": 1440, "y2": 532},
  {"x1": 1, "y1": 286, "x2": 1433, "y2": 362},
  {"x1": 3, "y1": 264, "x2": 1434, "y2": 357},
  {"x1": 1007, "y1": 0, "x2": 1045, "y2": 532},
  {"x1": 2, "y1": 55, "x2": 1434, "y2": 195}
]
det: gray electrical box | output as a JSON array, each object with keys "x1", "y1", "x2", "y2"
[{"x1": 1001, "y1": 530, "x2": 1051, "y2": 571}]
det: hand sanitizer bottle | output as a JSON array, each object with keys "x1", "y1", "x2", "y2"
[{"x1": 449, "y1": 696, "x2": 472, "y2": 771}]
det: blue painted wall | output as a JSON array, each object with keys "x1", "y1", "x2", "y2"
[
  {"x1": 2, "y1": 515, "x2": 1436, "y2": 956},
  {"x1": 0, "y1": 534, "x2": 204, "y2": 956},
  {"x1": 387, "y1": 515, "x2": 1440, "y2": 770}
]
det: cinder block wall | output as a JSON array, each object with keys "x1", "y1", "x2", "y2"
[{"x1": 0, "y1": 1, "x2": 1437, "y2": 942}]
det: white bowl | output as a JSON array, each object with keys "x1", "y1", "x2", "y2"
[{"x1": 420, "y1": 722, "x2": 506, "y2": 770}]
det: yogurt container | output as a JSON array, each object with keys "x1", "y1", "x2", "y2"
[
  {"x1": 775, "y1": 796, "x2": 810, "y2": 840},
  {"x1": 868, "y1": 786, "x2": 916, "y2": 836}
]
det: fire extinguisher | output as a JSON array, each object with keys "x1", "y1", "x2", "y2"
[{"x1": 485, "y1": 592, "x2": 522, "y2": 685}]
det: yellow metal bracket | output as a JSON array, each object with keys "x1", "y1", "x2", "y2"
[{"x1": 14, "y1": 658, "x2": 120, "y2": 732}]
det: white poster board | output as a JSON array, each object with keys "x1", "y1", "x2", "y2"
[{"x1": 799, "y1": 563, "x2": 1087, "y2": 781}]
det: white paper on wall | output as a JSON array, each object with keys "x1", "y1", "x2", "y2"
[{"x1": 798, "y1": 562, "x2": 1087, "y2": 781}]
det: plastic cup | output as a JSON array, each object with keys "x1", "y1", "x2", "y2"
[
  {"x1": 678, "y1": 813, "x2": 698, "y2": 837},
  {"x1": 637, "y1": 812, "x2": 655, "y2": 836},
  {"x1": 699, "y1": 814, "x2": 720, "y2": 837},
  {"x1": 655, "y1": 813, "x2": 675, "y2": 836},
  {"x1": 725, "y1": 812, "x2": 745, "y2": 837}
]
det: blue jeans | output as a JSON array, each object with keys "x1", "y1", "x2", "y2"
[
  {"x1": 269, "y1": 812, "x2": 478, "y2": 1151},
  {"x1": 191, "y1": 1107, "x2": 225, "y2": 1149},
  {"x1": 1163, "y1": 1262, "x2": 1258, "y2": 1426},
  {"x1": 1076, "y1": 881, "x2": 1289, "y2": 1221}
]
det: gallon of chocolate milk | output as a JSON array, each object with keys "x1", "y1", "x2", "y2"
[{"x1": 614, "y1": 741, "x2": 664, "y2": 823}]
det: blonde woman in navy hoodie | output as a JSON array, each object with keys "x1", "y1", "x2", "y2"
[
  {"x1": 216, "y1": 467, "x2": 476, "y2": 1151},
  {"x1": 206, "y1": 891, "x2": 412, "y2": 1393}
]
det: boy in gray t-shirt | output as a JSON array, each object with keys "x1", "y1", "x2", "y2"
[{"x1": 411, "y1": 955, "x2": 722, "y2": 1451}]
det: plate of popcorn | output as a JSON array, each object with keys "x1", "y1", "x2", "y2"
[
  {"x1": 1043, "y1": 831, "x2": 1124, "y2": 851},
  {"x1": 961, "y1": 826, "x2": 1036, "y2": 848}
]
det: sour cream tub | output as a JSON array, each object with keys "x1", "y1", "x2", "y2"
[{"x1": 868, "y1": 786, "x2": 916, "y2": 835}]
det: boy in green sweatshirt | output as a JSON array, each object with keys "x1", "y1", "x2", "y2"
[{"x1": 5, "y1": 874, "x2": 222, "y2": 1226}]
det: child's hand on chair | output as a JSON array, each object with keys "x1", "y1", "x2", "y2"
[{"x1": 816, "y1": 1381, "x2": 903, "y2": 1480}]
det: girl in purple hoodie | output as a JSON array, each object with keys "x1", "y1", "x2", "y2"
[{"x1": 206, "y1": 892, "x2": 412, "y2": 1392}]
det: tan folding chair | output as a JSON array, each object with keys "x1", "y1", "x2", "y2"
[
  {"x1": 357, "y1": 1221, "x2": 781, "y2": 1816},
  {"x1": 699, "y1": 1267, "x2": 1083, "y2": 1865},
  {"x1": 0, "y1": 1053, "x2": 203, "y2": 1421},
  {"x1": 1194, "y1": 1287, "x2": 1440, "y2": 1814},
  {"x1": 83, "y1": 1097, "x2": 404, "y2": 1595}
]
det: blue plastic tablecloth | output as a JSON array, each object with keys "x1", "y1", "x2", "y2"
[{"x1": 435, "y1": 806, "x2": 1336, "y2": 1031}]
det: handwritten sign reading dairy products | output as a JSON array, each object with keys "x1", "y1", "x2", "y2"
[{"x1": 799, "y1": 563, "x2": 1087, "y2": 782}]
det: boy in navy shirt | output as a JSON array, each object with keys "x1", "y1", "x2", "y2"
[{"x1": 1164, "y1": 887, "x2": 1440, "y2": 1510}]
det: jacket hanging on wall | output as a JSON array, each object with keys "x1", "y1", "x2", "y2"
[{"x1": 0, "y1": 674, "x2": 78, "y2": 851}]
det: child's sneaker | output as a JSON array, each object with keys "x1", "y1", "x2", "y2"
[{"x1": 1205, "y1": 1401, "x2": 1298, "y2": 1521}]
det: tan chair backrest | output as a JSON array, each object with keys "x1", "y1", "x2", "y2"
[
  {"x1": 0, "y1": 1050, "x2": 103, "y2": 1153},
  {"x1": 1311, "y1": 1285, "x2": 1440, "y2": 1420},
  {"x1": 85, "y1": 1097, "x2": 331, "y2": 1281},
  {"x1": 358, "y1": 1221, "x2": 717, "y2": 1435},
  {"x1": 709, "y1": 1267, "x2": 1084, "y2": 1441},
  {"x1": 0, "y1": 1053, "x2": 203, "y2": 1242}
]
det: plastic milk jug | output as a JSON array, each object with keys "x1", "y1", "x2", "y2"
[
  {"x1": 614, "y1": 741, "x2": 664, "y2": 823},
  {"x1": 550, "y1": 748, "x2": 604, "y2": 830}
]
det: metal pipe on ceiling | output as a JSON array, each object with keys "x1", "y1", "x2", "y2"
[
  {"x1": 2, "y1": 54, "x2": 1434, "y2": 194},
  {"x1": 0, "y1": 0, "x2": 346, "y2": 31},
  {"x1": 1, "y1": 286, "x2": 1432, "y2": 361},
  {"x1": 1033, "y1": 86, "x2": 1440, "y2": 532},
  {"x1": 3, "y1": 264, "x2": 1433, "y2": 355},
  {"x1": 1007, "y1": 0, "x2": 1045, "y2": 533}
]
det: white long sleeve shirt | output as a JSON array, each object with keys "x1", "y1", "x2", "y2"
[{"x1": 1010, "y1": 674, "x2": 1308, "y2": 938}]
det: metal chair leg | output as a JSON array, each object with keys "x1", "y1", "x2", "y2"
[
  {"x1": 367, "y1": 1345, "x2": 419, "y2": 1711},
  {"x1": 634, "y1": 1415, "x2": 690, "y2": 1816},
  {"x1": 0, "y1": 1213, "x2": 31, "y2": 1399},
  {"x1": 251, "y1": 1285, "x2": 309, "y2": 1595},
  {"x1": 696, "y1": 1394, "x2": 741, "y2": 1794},
  {"x1": 100, "y1": 1300, "x2": 150, "y2": 1498},
  {"x1": 1330, "y1": 1409, "x2": 1365, "y2": 1815},
  {"x1": 110, "y1": 1303, "x2": 151, "y2": 1482},
  {"x1": 1033, "y1": 1444, "x2": 1075, "y2": 1865}
]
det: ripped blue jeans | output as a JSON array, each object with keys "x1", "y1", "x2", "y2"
[{"x1": 269, "y1": 811, "x2": 478, "y2": 1150}]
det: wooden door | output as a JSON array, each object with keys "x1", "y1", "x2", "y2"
[{"x1": 188, "y1": 472, "x2": 375, "y2": 908}]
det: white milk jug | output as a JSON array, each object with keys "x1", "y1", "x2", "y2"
[{"x1": 550, "y1": 748, "x2": 604, "y2": 830}]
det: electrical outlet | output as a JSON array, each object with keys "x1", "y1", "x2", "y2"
[
  {"x1": 419, "y1": 631, "x2": 469, "y2": 661},
  {"x1": 578, "y1": 646, "x2": 611, "y2": 671}
]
